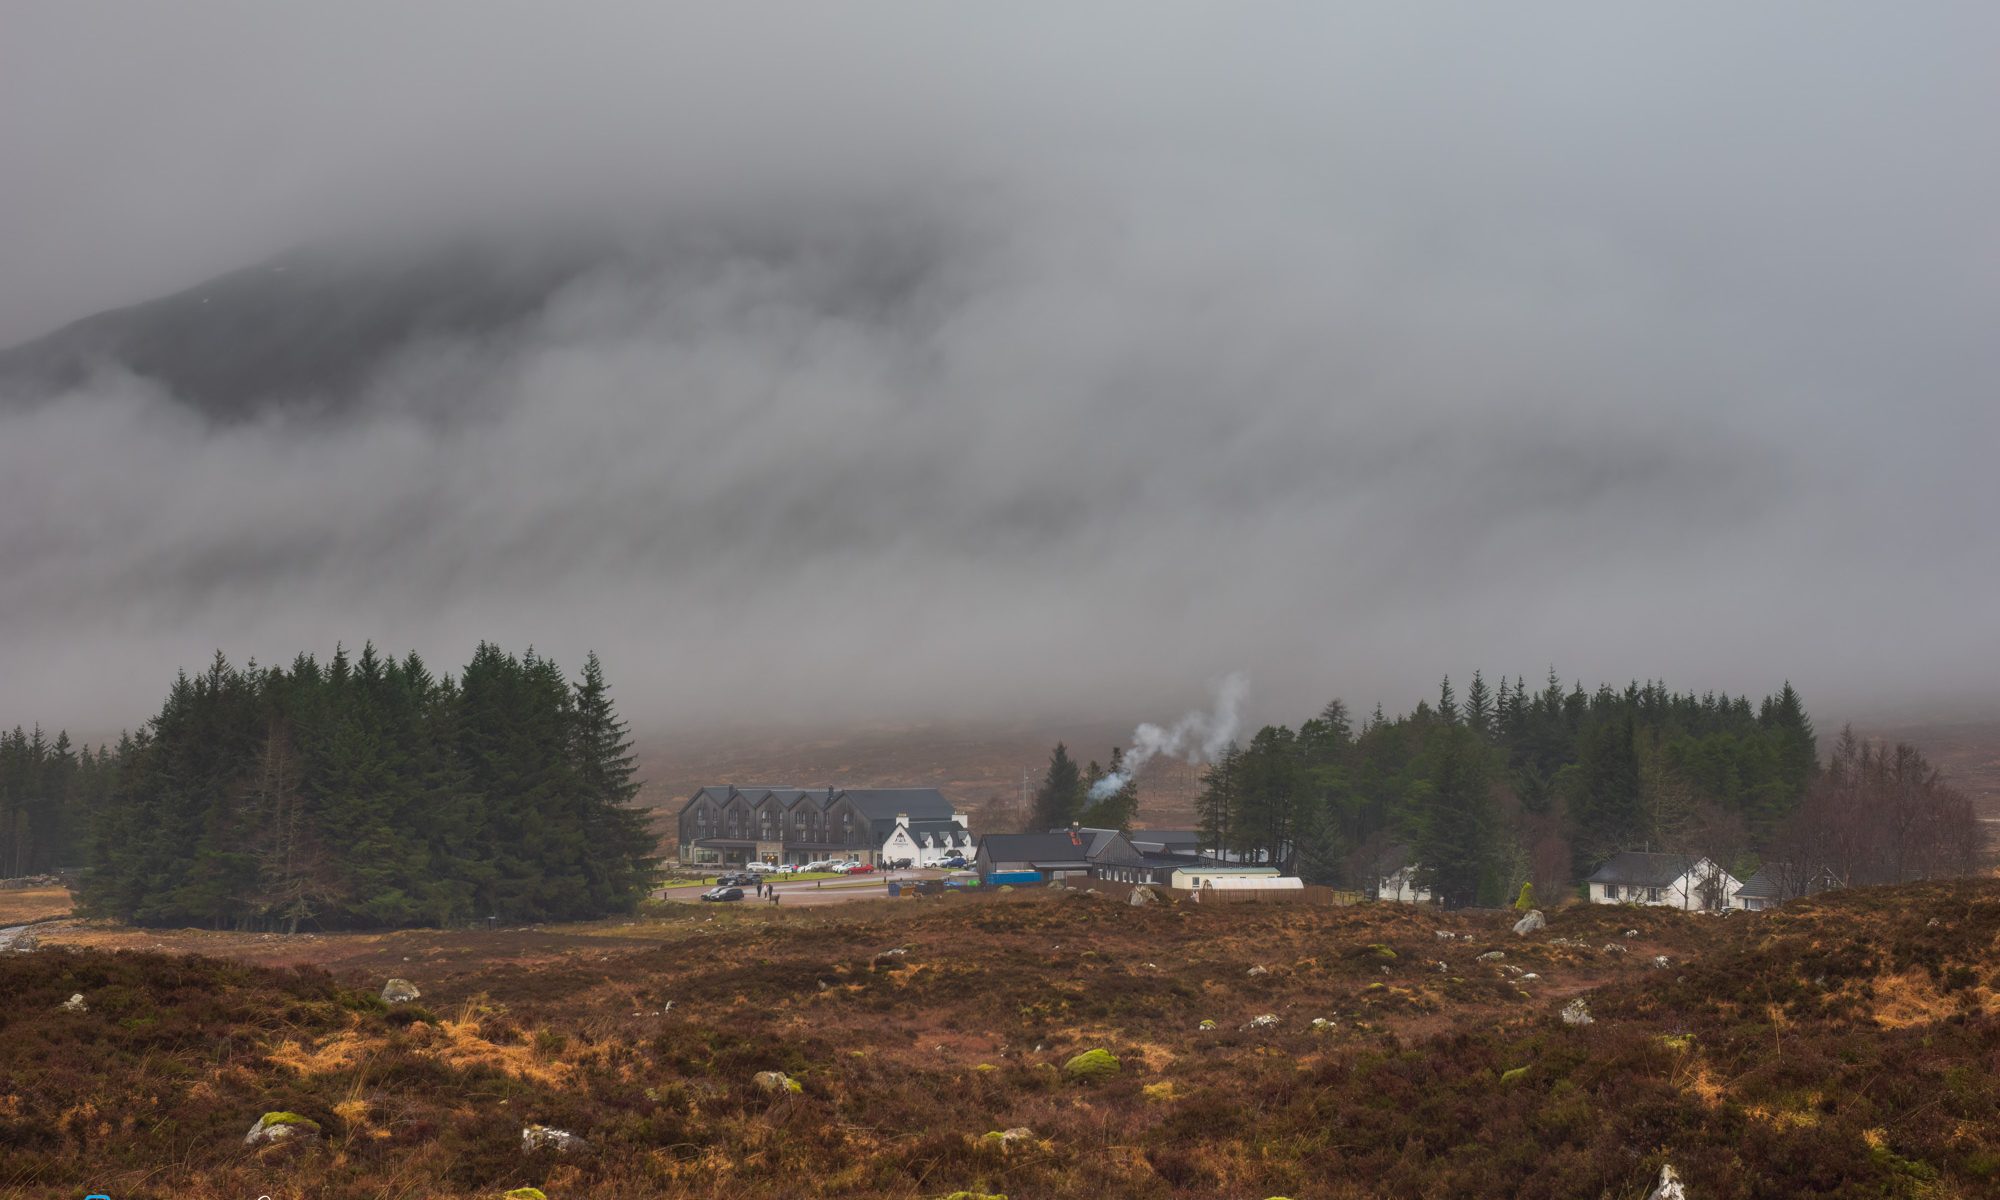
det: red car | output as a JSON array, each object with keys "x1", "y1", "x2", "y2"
[{"x1": 849, "y1": 862, "x2": 876, "y2": 874}]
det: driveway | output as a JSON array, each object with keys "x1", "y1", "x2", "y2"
[{"x1": 661, "y1": 869, "x2": 974, "y2": 907}]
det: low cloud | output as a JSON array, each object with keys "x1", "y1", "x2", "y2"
[{"x1": 0, "y1": 5, "x2": 1996, "y2": 734}]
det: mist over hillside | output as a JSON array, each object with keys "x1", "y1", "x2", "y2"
[{"x1": 1, "y1": 5, "x2": 1997, "y2": 738}]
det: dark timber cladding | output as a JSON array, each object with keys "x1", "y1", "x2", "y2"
[{"x1": 676, "y1": 784, "x2": 966, "y2": 867}]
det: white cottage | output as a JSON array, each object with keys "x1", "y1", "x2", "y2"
[
  {"x1": 1375, "y1": 864, "x2": 1433, "y2": 905},
  {"x1": 1584, "y1": 851, "x2": 1740, "y2": 911}
]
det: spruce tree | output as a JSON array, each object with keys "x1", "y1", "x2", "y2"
[{"x1": 1029, "y1": 743, "x2": 1083, "y2": 831}]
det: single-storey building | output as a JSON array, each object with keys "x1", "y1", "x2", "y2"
[
  {"x1": 1170, "y1": 865, "x2": 1292, "y2": 891},
  {"x1": 675, "y1": 785, "x2": 971, "y2": 868},
  {"x1": 1365, "y1": 844, "x2": 1432, "y2": 904},
  {"x1": 1733, "y1": 863, "x2": 1842, "y2": 911},
  {"x1": 1584, "y1": 851, "x2": 1741, "y2": 911},
  {"x1": 974, "y1": 830, "x2": 1100, "y2": 884}
]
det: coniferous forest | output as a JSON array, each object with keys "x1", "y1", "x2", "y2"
[
  {"x1": 0, "y1": 643, "x2": 658, "y2": 929},
  {"x1": 1039, "y1": 671, "x2": 1981, "y2": 908}
]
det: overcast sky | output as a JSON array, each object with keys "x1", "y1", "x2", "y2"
[{"x1": 1, "y1": 3, "x2": 1996, "y2": 738}]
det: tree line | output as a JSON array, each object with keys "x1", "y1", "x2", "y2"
[
  {"x1": 1029, "y1": 671, "x2": 1981, "y2": 906},
  {"x1": 2, "y1": 644, "x2": 658, "y2": 929}
]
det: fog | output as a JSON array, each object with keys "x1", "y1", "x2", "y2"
[{"x1": 2, "y1": 3, "x2": 1997, "y2": 736}]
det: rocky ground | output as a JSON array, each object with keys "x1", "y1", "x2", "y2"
[{"x1": 3, "y1": 882, "x2": 1997, "y2": 1199}]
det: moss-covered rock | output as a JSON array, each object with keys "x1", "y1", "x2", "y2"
[
  {"x1": 1500, "y1": 1066, "x2": 1529, "y2": 1084},
  {"x1": 1063, "y1": 1048, "x2": 1120, "y2": 1080},
  {"x1": 503, "y1": 1190, "x2": 548, "y2": 1200},
  {"x1": 244, "y1": 1111, "x2": 322, "y2": 1146},
  {"x1": 754, "y1": 1070, "x2": 803, "y2": 1095}
]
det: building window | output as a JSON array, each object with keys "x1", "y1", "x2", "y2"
[
  {"x1": 1647, "y1": 887, "x2": 1662, "y2": 903},
  {"x1": 1606, "y1": 884, "x2": 1619, "y2": 900}
]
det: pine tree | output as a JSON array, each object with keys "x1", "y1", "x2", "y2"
[
  {"x1": 1463, "y1": 671, "x2": 1492, "y2": 739},
  {"x1": 1195, "y1": 741, "x2": 1241, "y2": 857},
  {"x1": 1413, "y1": 726, "x2": 1494, "y2": 909},
  {"x1": 1029, "y1": 743, "x2": 1083, "y2": 832},
  {"x1": 571, "y1": 651, "x2": 659, "y2": 913},
  {"x1": 1080, "y1": 747, "x2": 1140, "y2": 832}
]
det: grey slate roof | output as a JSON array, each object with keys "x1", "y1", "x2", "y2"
[
  {"x1": 682, "y1": 786, "x2": 955, "y2": 820},
  {"x1": 1128, "y1": 829, "x2": 1203, "y2": 854},
  {"x1": 1585, "y1": 851, "x2": 1707, "y2": 887},
  {"x1": 977, "y1": 831, "x2": 1096, "y2": 866},
  {"x1": 1736, "y1": 863, "x2": 1838, "y2": 901}
]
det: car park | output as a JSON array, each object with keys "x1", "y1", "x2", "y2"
[{"x1": 701, "y1": 886, "x2": 745, "y2": 902}]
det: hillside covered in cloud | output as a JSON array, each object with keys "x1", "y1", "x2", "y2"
[{"x1": 0, "y1": 4, "x2": 1995, "y2": 735}]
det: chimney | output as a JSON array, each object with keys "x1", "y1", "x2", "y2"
[{"x1": 896, "y1": 812, "x2": 909, "y2": 827}]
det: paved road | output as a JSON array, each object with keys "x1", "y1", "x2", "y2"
[{"x1": 660, "y1": 869, "x2": 974, "y2": 908}]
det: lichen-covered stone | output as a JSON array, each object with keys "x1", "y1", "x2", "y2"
[
  {"x1": 753, "y1": 1070, "x2": 803, "y2": 1095},
  {"x1": 520, "y1": 1124, "x2": 587, "y2": 1154},
  {"x1": 381, "y1": 977, "x2": 421, "y2": 1004}
]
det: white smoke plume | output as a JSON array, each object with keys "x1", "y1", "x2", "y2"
[{"x1": 1089, "y1": 671, "x2": 1249, "y2": 800}]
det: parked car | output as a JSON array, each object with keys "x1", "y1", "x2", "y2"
[
  {"x1": 701, "y1": 886, "x2": 745, "y2": 902},
  {"x1": 885, "y1": 857, "x2": 913, "y2": 870},
  {"x1": 800, "y1": 860, "x2": 832, "y2": 872},
  {"x1": 744, "y1": 861, "x2": 779, "y2": 874},
  {"x1": 714, "y1": 872, "x2": 755, "y2": 887},
  {"x1": 849, "y1": 862, "x2": 876, "y2": 874}
]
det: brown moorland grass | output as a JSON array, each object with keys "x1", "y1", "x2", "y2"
[
  {"x1": 2, "y1": 883, "x2": 1997, "y2": 1198},
  {"x1": 0, "y1": 885, "x2": 74, "y2": 925}
]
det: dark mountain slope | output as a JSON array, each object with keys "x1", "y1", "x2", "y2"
[{"x1": 0, "y1": 238, "x2": 607, "y2": 420}]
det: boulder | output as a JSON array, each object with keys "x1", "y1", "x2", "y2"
[
  {"x1": 1623, "y1": 928, "x2": 1640, "y2": 938},
  {"x1": 753, "y1": 1070, "x2": 803, "y2": 1095},
  {"x1": 1644, "y1": 1164, "x2": 1687, "y2": 1200},
  {"x1": 1477, "y1": 950, "x2": 1505, "y2": 962},
  {"x1": 502, "y1": 1190, "x2": 548, "y2": 1200},
  {"x1": 1246, "y1": 965, "x2": 1269, "y2": 977},
  {"x1": 1603, "y1": 942, "x2": 1627, "y2": 954},
  {"x1": 1652, "y1": 955, "x2": 1672, "y2": 969},
  {"x1": 520, "y1": 1125, "x2": 587, "y2": 1154},
  {"x1": 381, "y1": 978, "x2": 422, "y2": 1004},
  {"x1": 1244, "y1": 1013, "x2": 1279, "y2": 1030},
  {"x1": 1198, "y1": 1019, "x2": 1217, "y2": 1030},
  {"x1": 1512, "y1": 909, "x2": 1546, "y2": 936},
  {"x1": 980, "y1": 1126, "x2": 1036, "y2": 1151},
  {"x1": 1062, "y1": 1048, "x2": 1121, "y2": 1080},
  {"x1": 1560, "y1": 998, "x2": 1594, "y2": 1027},
  {"x1": 244, "y1": 1111, "x2": 322, "y2": 1147},
  {"x1": 1310, "y1": 1017, "x2": 1335, "y2": 1031},
  {"x1": 60, "y1": 992, "x2": 87, "y2": 1013},
  {"x1": 1128, "y1": 886, "x2": 1156, "y2": 907}
]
